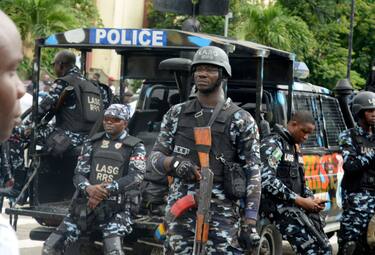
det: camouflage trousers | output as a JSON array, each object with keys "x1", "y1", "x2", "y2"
[
  {"x1": 273, "y1": 208, "x2": 332, "y2": 255},
  {"x1": 44, "y1": 209, "x2": 133, "y2": 252},
  {"x1": 164, "y1": 184, "x2": 243, "y2": 255},
  {"x1": 338, "y1": 190, "x2": 375, "y2": 253}
]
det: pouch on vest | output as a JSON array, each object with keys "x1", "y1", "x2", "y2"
[
  {"x1": 224, "y1": 161, "x2": 246, "y2": 199},
  {"x1": 80, "y1": 82, "x2": 102, "y2": 123},
  {"x1": 46, "y1": 129, "x2": 72, "y2": 157},
  {"x1": 216, "y1": 155, "x2": 246, "y2": 199},
  {"x1": 125, "y1": 189, "x2": 141, "y2": 216},
  {"x1": 290, "y1": 167, "x2": 299, "y2": 178}
]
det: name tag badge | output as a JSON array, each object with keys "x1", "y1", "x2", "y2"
[{"x1": 284, "y1": 154, "x2": 294, "y2": 162}]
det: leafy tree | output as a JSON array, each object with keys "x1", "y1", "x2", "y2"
[
  {"x1": 278, "y1": 0, "x2": 373, "y2": 88},
  {"x1": 236, "y1": 4, "x2": 317, "y2": 61}
]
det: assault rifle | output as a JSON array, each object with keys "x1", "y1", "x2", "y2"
[
  {"x1": 278, "y1": 206, "x2": 330, "y2": 249},
  {"x1": 193, "y1": 127, "x2": 213, "y2": 255}
]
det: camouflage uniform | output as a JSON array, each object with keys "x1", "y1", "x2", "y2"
[
  {"x1": 337, "y1": 125, "x2": 375, "y2": 253},
  {"x1": 149, "y1": 97, "x2": 261, "y2": 255},
  {"x1": 2, "y1": 67, "x2": 93, "y2": 199},
  {"x1": 260, "y1": 125, "x2": 332, "y2": 255},
  {"x1": 42, "y1": 104, "x2": 146, "y2": 254},
  {"x1": 13, "y1": 67, "x2": 90, "y2": 154}
]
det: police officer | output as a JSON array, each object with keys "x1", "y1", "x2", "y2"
[
  {"x1": 37, "y1": 50, "x2": 103, "y2": 145},
  {"x1": 42, "y1": 104, "x2": 146, "y2": 255},
  {"x1": 149, "y1": 46, "x2": 262, "y2": 254},
  {"x1": 337, "y1": 91, "x2": 375, "y2": 254},
  {"x1": 0, "y1": 51, "x2": 104, "y2": 197},
  {"x1": 260, "y1": 111, "x2": 332, "y2": 254}
]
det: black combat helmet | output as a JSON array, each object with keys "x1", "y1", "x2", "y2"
[
  {"x1": 191, "y1": 46, "x2": 231, "y2": 77},
  {"x1": 352, "y1": 91, "x2": 375, "y2": 117}
]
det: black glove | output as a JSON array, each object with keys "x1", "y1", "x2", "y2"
[
  {"x1": 238, "y1": 225, "x2": 260, "y2": 252},
  {"x1": 169, "y1": 156, "x2": 198, "y2": 181}
]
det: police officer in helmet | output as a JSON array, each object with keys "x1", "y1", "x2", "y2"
[
  {"x1": 338, "y1": 91, "x2": 375, "y2": 254},
  {"x1": 149, "y1": 46, "x2": 262, "y2": 254},
  {"x1": 42, "y1": 104, "x2": 146, "y2": 255}
]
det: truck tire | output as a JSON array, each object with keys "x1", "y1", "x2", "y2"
[{"x1": 258, "y1": 224, "x2": 282, "y2": 255}]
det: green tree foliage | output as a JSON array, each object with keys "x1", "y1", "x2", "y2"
[
  {"x1": 278, "y1": 0, "x2": 373, "y2": 89},
  {"x1": 148, "y1": 0, "x2": 373, "y2": 89},
  {"x1": 236, "y1": 4, "x2": 316, "y2": 60},
  {"x1": 0, "y1": 0, "x2": 101, "y2": 79}
]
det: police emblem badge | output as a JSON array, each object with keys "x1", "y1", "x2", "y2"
[
  {"x1": 115, "y1": 143, "x2": 122, "y2": 149},
  {"x1": 101, "y1": 140, "x2": 110, "y2": 148},
  {"x1": 269, "y1": 147, "x2": 283, "y2": 169}
]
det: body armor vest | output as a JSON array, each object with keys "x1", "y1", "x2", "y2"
[
  {"x1": 56, "y1": 73, "x2": 103, "y2": 134},
  {"x1": 274, "y1": 128, "x2": 305, "y2": 197},
  {"x1": 342, "y1": 129, "x2": 375, "y2": 192},
  {"x1": 89, "y1": 132, "x2": 139, "y2": 185},
  {"x1": 172, "y1": 99, "x2": 240, "y2": 183}
]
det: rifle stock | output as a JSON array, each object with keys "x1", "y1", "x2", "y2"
[{"x1": 193, "y1": 127, "x2": 213, "y2": 255}]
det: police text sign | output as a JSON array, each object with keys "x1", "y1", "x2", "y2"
[{"x1": 89, "y1": 28, "x2": 167, "y2": 47}]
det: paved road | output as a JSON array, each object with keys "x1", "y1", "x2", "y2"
[{"x1": 2, "y1": 204, "x2": 338, "y2": 255}]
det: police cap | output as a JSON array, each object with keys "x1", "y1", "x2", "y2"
[{"x1": 104, "y1": 104, "x2": 130, "y2": 121}]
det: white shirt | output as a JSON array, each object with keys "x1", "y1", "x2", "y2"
[
  {"x1": 0, "y1": 215, "x2": 19, "y2": 255},
  {"x1": 20, "y1": 93, "x2": 33, "y2": 113}
]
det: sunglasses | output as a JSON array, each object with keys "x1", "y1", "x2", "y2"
[{"x1": 103, "y1": 116, "x2": 123, "y2": 123}]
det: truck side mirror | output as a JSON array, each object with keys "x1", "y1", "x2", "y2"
[
  {"x1": 159, "y1": 58, "x2": 192, "y2": 102},
  {"x1": 159, "y1": 58, "x2": 192, "y2": 72}
]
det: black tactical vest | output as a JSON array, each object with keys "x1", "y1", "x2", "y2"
[
  {"x1": 273, "y1": 126, "x2": 305, "y2": 197},
  {"x1": 89, "y1": 132, "x2": 141, "y2": 185},
  {"x1": 342, "y1": 129, "x2": 375, "y2": 192},
  {"x1": 56, "y1": 73, "x2": 103, "y2": 134},
  {"x1": 172, "y1": 99, "x2": 241, "y2": 183}
]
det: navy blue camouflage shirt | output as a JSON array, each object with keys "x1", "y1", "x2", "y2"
[
  {"x1": 74, "y1": 130, "x2": 146, "y2": 196},
  {"x1": 36, "y1": 67, "x2": 82, "y2": 120},
  {"x1": 149, "y1": 98, "x2": 261, "y2": 220},
  {"x1": 339, "y1": 125, "x2": 375, "y2": 178},
  {"x1": 261, "y1": 126, "x2": 314, "y2": 205}
]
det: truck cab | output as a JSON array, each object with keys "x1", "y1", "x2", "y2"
[{"x1": 4, "y1": 27, "x2": 353, "y2": 255}]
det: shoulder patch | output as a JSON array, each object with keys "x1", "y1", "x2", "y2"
[{"x1": 268, "y1": 147, "x2": 283, "y2": 169}]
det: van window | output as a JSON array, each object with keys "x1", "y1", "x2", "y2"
[
  {"x1": 293, "y1": 92, "x2": 346, "y2": 148},
  {"x1": 321, "y1": 95, "x2": 347, "y2": 147}
]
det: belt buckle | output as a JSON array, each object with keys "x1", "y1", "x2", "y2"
[{"x1": 194, "y1": 110, "x2": 203, "y2": 118}]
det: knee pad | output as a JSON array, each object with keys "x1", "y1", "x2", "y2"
[
  {"x1": 42, "y1": 232, "x2": 65, "y2": 255},
  {"x1": 103, "y1": 236, "x2": 124, "y2": 255}
]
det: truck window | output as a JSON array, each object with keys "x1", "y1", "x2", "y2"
[
  {"x1": 293, "y1": 92, "x2": 346, "y2": 148},
  {"x1": 321, "y1": 95, "x2": 347, "y2": 147}
]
